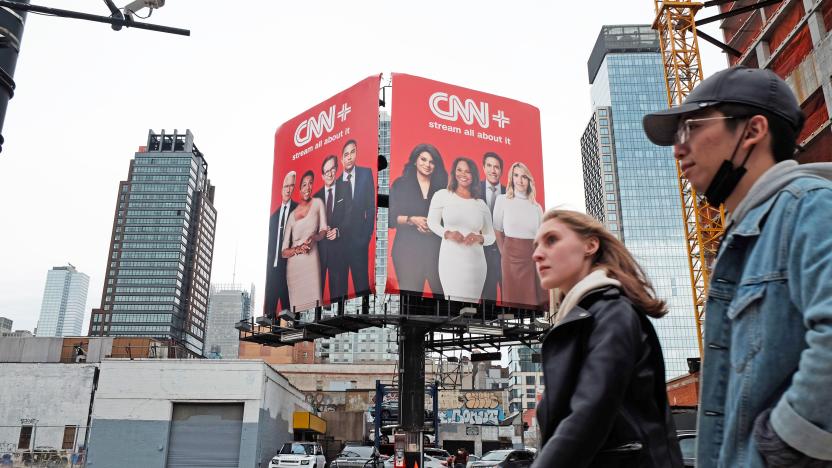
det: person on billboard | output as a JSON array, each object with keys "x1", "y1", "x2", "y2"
[
  {"x1": 531, "y1": 209, "x2": 682, "y2": 468},
  {"x1": 333, "y1": 139, "x2": 375, "y2": 296},
  {"x1": 281, "y1": 170, "x2": 329, "y2": 311},
  {"x1": 427, "y1": 157, "x2": 496, "y2": 302},
  {"x1": 264, "y1": 171, "x2": 298, "y2": 319},
  {"x1": 493, "y1": 162, "x2": 545, "y2": 307},
  {"x1": 389, "y1": 143, "x2": 448, "y2": 295},
  {"x1": 477, "y1": 152, "x2": 506, "y2": 302},
  {"x1": 314, "y1": 154, "x2": 347, "y2": 299}
]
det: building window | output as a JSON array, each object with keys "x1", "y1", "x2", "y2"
[
  {"x1": 62, "y1": 425, "x2": 78, "y2": 450},
  {"x1": 598, "y1": 109, "x2": 608, "y2": 116},
  {"x1": 525, "y1": 376, "x2": 535, "y2": 385},
  {"x1": 18, "y1": 426, "x2": 32, "y2": 450}
]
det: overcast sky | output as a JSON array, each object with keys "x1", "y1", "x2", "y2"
[{"x1": 0, "y1": 1, "x2": 728, "y2": 333}]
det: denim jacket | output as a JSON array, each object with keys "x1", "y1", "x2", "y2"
[{"x1": 696, "y1": 162, "x2": 832, "y2": 467}]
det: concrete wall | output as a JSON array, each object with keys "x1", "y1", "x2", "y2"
[
  {"x1": 257, "y1": 365, "x2": 310, "y2": 468},
  {"x1": 86, "y1": 359, "x2": 311, "y2": 468},
  {"x1": 0, "y1": 363, "x2": 96, "y2": 457},
  {"x1": 0, "y1": 337, "x2": 63, "y2": 362}
]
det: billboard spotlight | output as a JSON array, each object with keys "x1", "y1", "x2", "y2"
[{"x1": 468, "y1": 325, "x2": 503, "y2": 336}]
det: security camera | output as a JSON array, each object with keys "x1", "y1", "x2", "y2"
[{"x1": 123, "y1": 0, "x2": 165, "y2": 18}]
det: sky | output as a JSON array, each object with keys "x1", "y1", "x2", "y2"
[{"x1": 0, "y1": 0, "x2": 728, "y2": 333}]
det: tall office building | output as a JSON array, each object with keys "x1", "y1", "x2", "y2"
[
  {"x1": 35, "y1": 265, "x2": 89, "y2": 337},
  {"x1": 580, "y1": 25, "x2": 698, "y2": 378},
  {"x1": 717, "y1": 0, "x2": 831, "y2": 163},
  {"x1": 316, "y1": 111, "x2": 399, "y2": 364},
  {"x1": 0, "y1": 317, "x2": 11, "y2": 334},
  {"x1": 204, "y1": 283, "x2": 253, "y2": 359},
  {"x1": 507, "y1": 345, "x2": 542, "y2": 414},
  {"x1": 89, "y1": 130, "x2": 217, "y2": 357}
]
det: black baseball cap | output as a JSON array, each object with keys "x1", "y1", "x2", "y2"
[{"x1": 642, "y1": 66, "x2": 805, "y2": 146}]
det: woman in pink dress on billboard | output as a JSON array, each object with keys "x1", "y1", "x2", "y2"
[
  {"x1": 428, "y1": 157, "x2": 495, "y2": 302},
  {"x1": 281, "y1": 170, "x2": 328, "y2": 312}
]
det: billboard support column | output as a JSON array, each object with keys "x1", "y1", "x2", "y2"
[{"x1": 399, "y1": 321, "x2": 426, "y2": 468}]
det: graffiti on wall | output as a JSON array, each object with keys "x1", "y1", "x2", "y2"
[
  {"x1": 304, "y1": 392, "x2": 345, "y2": 413},
  {"x1": 439, "y1": 390, "x2": 505, "y2": 425}
]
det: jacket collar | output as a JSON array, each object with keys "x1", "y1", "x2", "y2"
[{"x1": 543, "y1": 287, "x2": 620, "y2": 342}]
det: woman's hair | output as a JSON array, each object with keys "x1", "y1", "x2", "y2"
[
  {"x1": 402, "y1": 143, "x2": 448, "y2": 190},
  {"x1": 505, "y1": 162, "x2": 538, "y2": 204},
  {"x1": 447, "y1": 157, "x2": 481, "y2": 198},
  {"x1": 543, "y1": 209, "x2": 668, "y2": 318},
  {"x1": 301, "y1": 169, "x2": 315, "y2": 185}
]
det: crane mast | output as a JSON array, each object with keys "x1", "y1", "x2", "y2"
[{"x1": 652, "y1": 1, "x2": 726, "y2": 357}]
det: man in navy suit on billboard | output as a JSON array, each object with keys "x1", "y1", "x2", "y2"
[
  {"x1": 264, "y1": 171, "x2": 298, "y2": 318},
  {"x1": 332, "y1": 139, "x2": 375, "y2": 296},
  {"x1": 478, "y1": 152, "x2": 505, "y2": 302}
]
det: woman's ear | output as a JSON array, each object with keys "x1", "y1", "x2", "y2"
[{"x1": 585, "y1": 236, "x2": 600, "y2": 257}]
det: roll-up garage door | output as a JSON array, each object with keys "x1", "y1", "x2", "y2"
[{"x1": 166, "y1": 403, "x2": 244, "y2": 468}]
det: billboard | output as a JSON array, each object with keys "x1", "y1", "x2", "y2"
[
  {"x1": 387, "y1": 74, "x2": 546, "y2": 309},
  {"x1": 264, "y1": 75, "x2": 380, "y2": 317}
]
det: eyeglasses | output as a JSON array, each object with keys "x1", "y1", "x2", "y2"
[{"x1": 674, "y1": 116, "x2": 736, "y2": 145}]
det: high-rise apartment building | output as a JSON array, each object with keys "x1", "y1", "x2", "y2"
[
  {"x1": 89, "y1": 130, "x2": 217, "y2": 357},
  {"x1": 581, "y1": 25, "x2": 698, "y2": 378},
  {"x1": 204, "y1": 283, "x2": 253, "y2": 359},
  {"x1": 507, "y1": 345, "x2": 542, "y2": 414},
  {"x1": 717, "y1": 0, "x2": 831, "y2": 163},
  {"x1": 35, "y1": 264, "x2": 89, "y2": 337}
]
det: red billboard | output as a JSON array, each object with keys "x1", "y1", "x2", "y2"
[
  {"x1": 387, "y1": 74, "x2": 545, "y2": 309},
  {"x1": 264, "y1": 75, "x2": 380, "y2": 317}
]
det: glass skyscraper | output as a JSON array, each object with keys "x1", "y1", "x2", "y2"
[
  {"x1": 35, "y1": 264, "x2": 89, "y2": 337},
  {"x1": 89, "y1": 130, "x2": 216, "y2": 357},
  {"x1": 581, "y1": 25, "x2": 698, "y2": 378}
]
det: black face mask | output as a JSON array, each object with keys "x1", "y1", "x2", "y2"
[{"x1": 703, "y1": 122, "x2": 756, "y2": 206}]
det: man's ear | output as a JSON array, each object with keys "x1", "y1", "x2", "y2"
[{"x1": 742, "y1": 114, "x2": 769, "y2": 150}]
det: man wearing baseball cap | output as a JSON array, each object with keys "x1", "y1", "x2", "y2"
[{"x1": 643, "y1": 66, "x2": 832, "y2": 467}]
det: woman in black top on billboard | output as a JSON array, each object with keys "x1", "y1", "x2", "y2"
[{"x1": 389, "y1": 143, "x2": 448, "y2": 295}]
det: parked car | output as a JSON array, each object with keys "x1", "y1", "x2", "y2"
[
  {"x1": 423, "y1": 453, "x2": 448, "y2": 468},
  {"x1": 369, "y1": 401, "x2": 399, "y2": 421},
  {"x1": 424, "y1": 447, "x2": 452, "y2": 465},
  {"x1": 330, "y1": 445, "x2": 384, "y2": 468},
  {"x1": 382, "y1": 453, "x2": 447, "y2": 468},
  {"x1": 467, "y1": 449, "x2": 534, "y2": 468},
  {"x1": 677, "y1": 430, "x2": 696, "y2": 467},
  {"x1": 465, "y1": 454, "x2": 481, "y2": 468},
  {"x1": 269, "y1": 442, "x2": 327, "y2": 468},
  {"x1": 369, "y1": 401, "x2": 435, "y2": 422}
]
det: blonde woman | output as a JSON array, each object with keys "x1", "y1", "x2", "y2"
[
  {"x1": 530, "y1": 210, "x2": 682, "y2": 468},
  {"x1": 492, "y1": 162, "x2": 545, "y2": 306}
]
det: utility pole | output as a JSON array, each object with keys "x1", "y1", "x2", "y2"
[{"x1": 0, "y1": 0, "x2": 29, "y2": 153}]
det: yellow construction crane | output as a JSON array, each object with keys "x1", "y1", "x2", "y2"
[{"x1": 652, "y1": 1, "x2": 726, "y2": 357}]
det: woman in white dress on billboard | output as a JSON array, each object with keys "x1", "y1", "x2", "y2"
[{"x1": 428, "y1": 157, "x2": 495, "y2": 302}]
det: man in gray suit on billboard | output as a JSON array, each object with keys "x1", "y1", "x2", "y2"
[{"x1": 264, "y1": 171, "x2": 297, "y2": 319}]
